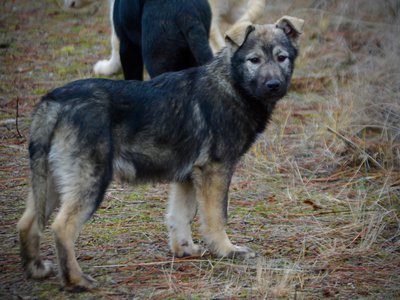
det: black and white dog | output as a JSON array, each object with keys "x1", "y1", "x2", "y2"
[
  {"x1": 64, "y1": 0, "x2": 266, "y2": 78},
  {"x1": 102, "y1": 0, "x2": 214, "y2": 80}
]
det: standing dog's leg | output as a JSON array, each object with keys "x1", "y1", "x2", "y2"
[
  {"x1": 51, "y1": 178, "x2": 108, "y2": 292},
  {"x1": 49, "y1": 133, "x2": 112, "y2": 291},
  {"x1": 166, "y1": 181, "x2": 202, "y2": 257},
  {"x1": 119, "y1": 37, "x2": 143, "y2": 80},
  {"x1": 93, "y1": 0, "x2": 121, "y2": 76},
  {"x1": 93, "y1": 25, "x2": 121, "y2": 75},
  {"x1": 113, "y1": 0, "x2": 143, "y2": 80},
  {"x1": 193, "y1": 163, "x2": 255, "y2": 259}
]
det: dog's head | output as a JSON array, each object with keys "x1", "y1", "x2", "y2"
[{"x1": 225, "y1": 16, "x2": 304, "y2": 102}]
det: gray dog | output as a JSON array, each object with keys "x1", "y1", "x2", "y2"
[{"x1": 17, "y1": 16, "x2": 304, "y2": 291}]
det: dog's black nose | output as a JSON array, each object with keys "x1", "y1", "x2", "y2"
[{"x1": 266, "y1": 80, "x2": 281, "y2": 91}]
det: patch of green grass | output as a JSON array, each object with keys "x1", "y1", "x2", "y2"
[{"x1": 32, "y1": 87, "x2": 49, "y2": 95}]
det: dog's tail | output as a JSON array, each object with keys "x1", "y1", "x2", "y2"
[
  {"x1": 27, "y1": 96, "x2": 61, "y2": 230},
  {"x1": 16, "y1": 94, "x2": 62, "y2": 279}
]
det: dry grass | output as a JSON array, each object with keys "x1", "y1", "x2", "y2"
[{"x1": 0, "y1": 0, "x2": 399, "y2": 299}]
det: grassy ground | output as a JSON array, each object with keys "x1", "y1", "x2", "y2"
[{"x1": 0, "y1": 0, "x2": 399, "y2": 299}]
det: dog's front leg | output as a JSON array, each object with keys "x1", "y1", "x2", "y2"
[
  {"x1": 166, "y1": 181, "x2": 202, "y2": 257},
  {"x1": 193, "y1": 163, "x2": 255, "y2": 259}
]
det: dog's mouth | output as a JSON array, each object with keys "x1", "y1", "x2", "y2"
[
  {"x1": 257, "y1": 81, "x2": 287, "y2": 101},
  {"x1": 246, "y1": 78, "x2": 288, "y2": 101}
]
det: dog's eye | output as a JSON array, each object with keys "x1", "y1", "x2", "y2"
[
  {"x1": 248, "y1": 57, "x2": 261, "y2": 64},
  {"x1": 277, "y1": 55, "x2": 287, "y2": 62}
]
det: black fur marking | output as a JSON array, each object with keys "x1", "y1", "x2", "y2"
[{"x1": 113, "y1": 0, "x2": 213, "y2": 80}]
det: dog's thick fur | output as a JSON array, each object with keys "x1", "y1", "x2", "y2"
[
  {"x1": 92, "y1": 0, "x2": 266, "y2": 76},
  {"x1": 17, "y1": 17, "x2": 304, "y2": 291}
]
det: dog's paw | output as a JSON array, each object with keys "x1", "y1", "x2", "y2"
[
  {"x1": 93, "y1": 60, "x2": 120, "y2": 76},
  {"x1": 222, "y1": 245, "x2": 256, "y2": 259},
  {"x1": 171, "y1": 240, "x2": 203, "y2": 258},
  {"x1": 26, "y1": 260, "x2": 55, "y2": 279},
  {"x1": 63, "y1": 274, "x2": 98, "y2": 292}
]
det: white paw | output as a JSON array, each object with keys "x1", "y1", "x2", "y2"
[{"x1": 93, "y1": 59, "x2": 121, "y2": 75}]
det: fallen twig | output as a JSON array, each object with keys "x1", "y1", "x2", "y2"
[{"x1": 15, "y1": 97, "x2": 22, "y2": 139}]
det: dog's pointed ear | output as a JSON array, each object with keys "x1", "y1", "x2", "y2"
[
  {"x1": 276, "y1": 16, "x2": 304, "y2": 42},
  {"x1": 225, "y1": 21, "x2": 255, "y2": 51}
]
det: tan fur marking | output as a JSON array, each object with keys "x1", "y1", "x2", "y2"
[
  {"x1": 51, "y1": 200, "x2": 96, "y2": 289},
  {"x1": 17, "y1": 191, "x2": 36, "y2": 233},
  {"x1": 275, "y1": 16, "x2": 304, "y2": 35},
  {"x1": 192, "y1": 163, "x2": 235, "y2": 256},
  {"x1": 225, "y1": 21, "x2": 254, "y2": 48}
]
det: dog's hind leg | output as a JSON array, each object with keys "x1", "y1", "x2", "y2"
[
  {"x1": 166, "y1": 181, "x2": 202, "y2": 257},
  {"x1": 49, "y1": 130, "x2": 112, "y2": 291},
  {"x1": 114, "y1": 0, "x2": 143, "y2": 80},
  {"x1": 50, "y1": 152, "x2": 112, "y2": 291},
  {"x1": 93, "y1": 27, "x2": 121, "y2": 75},
  {"x1": 193, "y1": 163, "x2": 255, "y2": 259},
  {"x1": 93, "y1": 0, "x2": 121, "y2": 75},
  {"x1": 51, "y1": 200, "x2": 97, "y2": 291},
  {"x1": 51, "y1": 171, "x2": 110, "y2": 292}
]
